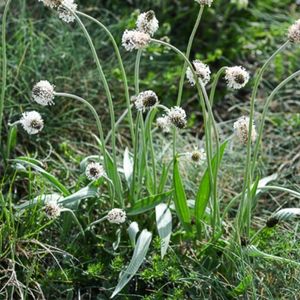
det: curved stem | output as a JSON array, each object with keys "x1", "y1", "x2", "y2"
[
  {"x1": 73, "y1": 13, "x2": 123, "y2": 202},
  {"x1": 251, "y1": 70, "x2": 300, "y2": 178},
  {"x1": 135, "y1": 49, "x2": 142, "y2": 94},
  {"x1": 176, "y1": 5, "x2": 204, "y2": 106},
  {"x1": 0, "y1": 0, "x2": 12, "y2": 147},
  {"x1": 238, "y1": 40, "x2": 290, "y2": 236},
  {"x1": 209, "y1": 67, "x2": 227, "y2": 105},
  {"x1": 76, "y1": 11, "x2": 135, "y2": 145},
  {"x1": 151, "y1": 38, "x2": 221, "y2": 234}
]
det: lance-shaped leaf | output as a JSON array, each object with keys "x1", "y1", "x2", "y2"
[
  {"x1": 194, "y1": 141, "x2": 227, "y2": 234},
  {"x1": 173, "y1": 157, "x2": 191, "y2": 231},
  {"x1": 128, "y1": 190, "x2": 173, "y2": 216},
  {"x1": 111, "y1": 229, "x2": 152, "y2": 298},
  {"x1": 123, "y1": 147, "x2": 133, "y2": 186},
  {"x1": 12, "y1": 157, "x2": 70, "y2": 196},
  {"x1": 127, "y1": 222, "x2": 139, "y2": 247},
  {"x1": 156, "y1": 203, "x2": 172, "y2": 258}
]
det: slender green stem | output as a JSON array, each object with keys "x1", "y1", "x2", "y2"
[
  {"x1": 135, "y1": 49, "x2": 142, "y2": 94},
  {"x1": 73, "y1": 14, "x2": 123, "y2": 202},
  {"x1": 76, "y1": 11, "x2": 135, "y2": 145},
  {"x1": 209, "y1": 67, "x2": 227, "y2": 105},
  {"x1": 251, "y1": 70, "x2": 300, "y2": 178},
  {"x1": 258, "y1": 185, "x2": 300, "y2": 198},
  {"x1": 0, "y1": 0, "x2": 12, "y2": 147},
  {"x1": 176, "y1": 5, "x2": 204, "y2": 106},
  {"x1": 238, "y1": 41, "x2": 289, "y2": 236},
  {"x1": 151, "y1": 38, "x2": 221, "y2": 235}
]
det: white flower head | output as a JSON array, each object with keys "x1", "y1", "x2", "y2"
[
  {"x1": 85, "y1": 162, "x2": 106, "y2": 181},
  {"x1": 288, "y1": 19, "x2": 300, "y2": 43},
  {"x1": 32, "y1": 80, "x2": 55, "y2": 106},
  {"x1": 38, "y1": 0, "x2": 62, "y2": 8},
  {"x1": 44, "y1": 200, "x2": 62, "y2": 219},
  {"x1": 167, "y1": 106, "x2": 187, "y2": 129},
  {"x1": 135, "y1": 90, "x2": 158, "y2": 112},
  {"x1": 136, "y1": 10, "x2": 159, "y2": 36},
  {"x1": 156, "y1": 116, "x2": 171, "y2": 133},
  {"x1": 189, "y1": 148, "x2": 206, "y2": 164},
  {"x1": 58, "y1": 0, "x2": 77, "y2": 23},
  {"x1": 225, "y1": 66, "x2": 250, "y2": 89},
  {"x1": 20, "y1": 111, "x2": 44, "y2": 135},
  {"x1": 122, "y1": 30, "x2": 151, "y2": 51},
  {"x1": 107, "y1": 208, "x2": 126, "y2": 224},
  {"x1": 195, "y1": 0, "x2": 214, "y2": 7},
  {"x1": 233, "y1": 116, "x2": 257, "y2": 145},
  {"x1": 186, "y1": 60, "x2": 211, "y2": 86}
]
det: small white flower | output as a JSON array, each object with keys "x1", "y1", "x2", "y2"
[
  {"x1": 20, "y1": 111, "x2": 44, "y2": 135},
  {"x1": 167, "y1": 106, "x2": 187, "y2": 129},
  {"x1": 135, "y1": 90, "x2": 158, "y2": 112},
  {"x1": 195, "y1": 0, "x2": 214, "y2": 7},
  {"x1": 189, "y1": 148, "x2": 206, "y2": 164},
  {"x1": 32, "y1": 80, "x2": 55, "y2": 106},
  {"x1": 107, "y1": 208, "x2": 126, "y2": 224},
  {"x1": 233, "y1": 116, "x2": 257, "y2": 145},
  {"x1": 44, "y1": 200, "x2": 62, "y2": 219},
  {"x1": 58, "y1": 0, "x2": 77, "y2": 23},
  {"x1": 122, "y1": 30, "x2": 151, "y2": 51},
  {"x1": 38, "y1": 0, "x2": 62, "y2": 8},
  {"x1": 225, "y1": 66, "x2": 250, "y2": 90},
  {"x1": 85, "y1": 162, "x2": 106, "y2": 181},
  {"x1": 186, "y1": 60, "x2": 211, "y2": 87},
  {"x1": 156, "y1": 116, "x2": 171, "y2": 133},
  {"x1": 136, "y1": 10, "x2": 159, "y2": 36},
  {"x1": 288, "y1": 19, "x2": 300, "y2": 43}
]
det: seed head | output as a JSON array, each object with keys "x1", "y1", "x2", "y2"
[
  {"x1": 85, "y1": 162, "x2": 106, "y2": 181},
  {"x1": 186, "y1": 60, "x2": 211, "y2": 87},
  {"x1": 136, "y1": 10, "x2": 159, "y2": 36},
  {"x1": 58, "y1": 0, "x2": 77, "y2": 23},
  {"x1": 195, "y1": 0, "x2": 214, "y2": 6},
  {"x1": 135, "y1": 90, "x2": 158, "y2": 112},
  {"x1": 107, "y1": 208, "x2": 126, "y2": 224},
  {"x1": 156, "y1": 116, "x2": 171, "y2": 133},
  {"x1": 20, "y1": 111, "x2": 44, "y2": 135},
  {"x1": 44, "y1": 200, "x2": 61, "y2": 219},
  {"x1": 288, "y1": 19, "x2": 300, "y2": 43},
  {"x1": 167, "y1": 106, "x2": 187, "y2": 129},
  {"x1": 233, "y1": 116, "x2": 257, "y2": 145},
  {"x1": 190, "y1": 148, "x2": 206, "y2": 164},
  {"x1": 225, "y1": 66, "x2": 250, "y2": 89},
  {"x1": 122, "y1": 30, "x2": 151, "y2": 51},
  {"x1": 32, "y1": 80, "x2": 55, "y2": 106}
]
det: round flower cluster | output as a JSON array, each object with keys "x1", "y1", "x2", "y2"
[
  {"x1": 20, "y1": 111, "x2": 44, "y2": 135},
  {"x1": 122, "y1": 10, "x2": 159, "y2": 51},
  {"x1": 107, "y1": 208, "x2": 127, "y2": 224},
  {"x1": 44, "y1": 200, "x2": 62, "y2": 219},
  {"x1": 233, "y1": 116, "x2": 257, "y2": 145},
  {"x1": 136, "y1": 10, "x2": 159, "y2": 37},
  {"x1": 38, "y1": 0, "x2": 77, "y2": 23},
  {"x1": 134, "y1": 90, "x2": 159, "y2": 112},
  {"x1": 225, "y1": 66, "x2": 250, "y2": 90},
  {"x1": 189, "y1": 148, "x2": 206, "y2": 164},
  {"x1": 157, "y1": 106, "x2": 187, "y2": 132},
  {"x1": 85, "y1": 162, "x2": 106, "y2": 181},
  {"x1": 195, "y1": 0, "x2": 214, "y2": 7},
  {"x1": 186, "y1": 60, "x2": 211, "y2": 87},
  {"x1": 288, "y1": 19, "x2": 300, "y2": 43},
  {"x1": 32, "y1": 80, "x2": 55, "y2": 106}
]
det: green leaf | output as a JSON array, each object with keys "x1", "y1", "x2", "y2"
[
  {"x1": 12, "y1": 157, "x2": 70, "y2": 196},
  {"x1": 111, "y1": 229, "x2": 152, "y2": 298},
  {"x1": 194, "y1": 141, "x2": 228, "y2": 234},
  {"x1": 155, "y1": 203, "x2": 172, "y2": 258},
  {"x1": 127, "y1": 190, "x2": 173, "y2": 216},
  {"x1": 173, "y1": 158, "x2": 191, "y2": 231},
  {"x1": 230, "y1": 274, "x2": 253, "y2": 297}
]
